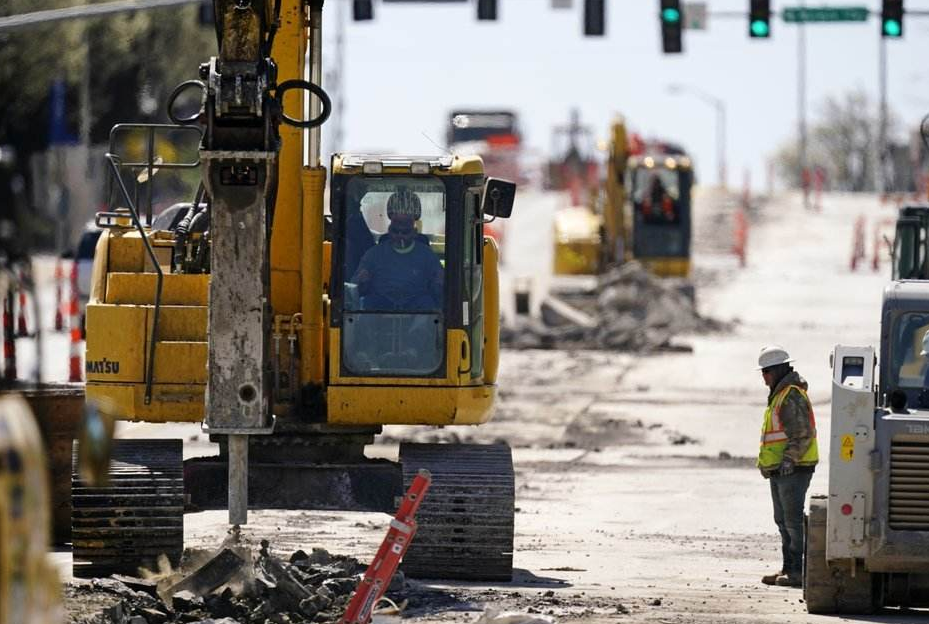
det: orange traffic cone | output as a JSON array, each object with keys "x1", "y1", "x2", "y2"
[
  {"x1": 733, "y1": 209, "x2": 748, "y2": 268},
  {"x1": 68, "y1": 261, "x2": 83, "y2": 382},
  {"x1": 54, "y1": 258, "x2": 64, "y2": 332},
  {"x1": 15, "y1": 270, "x2": 28, "y2": 337}
]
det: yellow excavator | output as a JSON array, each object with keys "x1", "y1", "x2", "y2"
[
  {"x1": 79, "y1": 0, "x2": 515, "y2": 581},
  {"x1": 552, "y1": 118, "x2": 693, "y2": 279}
]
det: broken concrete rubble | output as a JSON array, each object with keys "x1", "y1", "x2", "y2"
[
  {"x1": 69, "y1": 542, "x2": 367, "y2": 624},
  {"x1": 503, "y1": 261, "x2": 729, "y2": 351}
]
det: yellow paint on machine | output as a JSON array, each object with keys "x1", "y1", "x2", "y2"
[
  {"x1": 552, "y1": 206, "x2": 603, "y2": 276},
  {"x1": 640, "y1": 257, "x2": 691, "y2": 278},
  {"x1": 328, "y1": 384, "x2": 495, "y2": 425},
  {"x1": 85, "y1": 305, "x2": 207, "y2": 384},
  {"x1": 105, "y1": 230, "x2": 173, "y2": 273},
  {"x1": 328, "y1": 328, "x2": 476, "y2": 388},
  {"x1": 86, "y1": 383, "x2": 204, "y2": 423},
  {"x1": 146, "y1": 305, "x2": 207, "y2": 342},
  {"x1": 553, "y1": 241, "x2": 600, "y2": 275},
  {"x1": 105, "y1": 273, "x2": 209, "y2": 306},
  {"x1": 483, "y1": 237, "x2": 500, "y2": 385}
]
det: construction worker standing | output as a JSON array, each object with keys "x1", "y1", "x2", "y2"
[{"x1": 756, "y1": 345, "x2": 819, "y2": 588}]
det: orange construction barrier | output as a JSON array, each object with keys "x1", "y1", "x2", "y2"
[
  {"x1": 15, "y1": 269, "x2": 28, "y2": 337},
  {"x1": 850, "y1": 215, "x2": 866, "y2": 272},
  {"x1": 340, "y1": 470, "x2": 432, "y2": 624},
  {"x1": 68, "y1": 260, "x2": 82, "y2": 382},
  {"x1": 54, "y1": 258, "x2": 65, "y2": 331},
  {"x1": 733, "y1": 208, "x2": 748, "y2": 268}
]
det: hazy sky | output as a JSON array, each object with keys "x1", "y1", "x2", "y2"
[{"x1": 320, "y1": 0, "x2": 929, "y2": 190}]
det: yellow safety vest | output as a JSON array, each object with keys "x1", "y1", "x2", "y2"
[{"x1": 757, "y1": 384, "x2": 819, "y2": 470}]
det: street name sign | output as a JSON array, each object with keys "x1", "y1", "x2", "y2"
[
  {"x1": 683, "y1": 3, "x2": 707, "y2": 30},
  {"x1": 782, "y1": 6, "x2": 869, "y2": 23}
]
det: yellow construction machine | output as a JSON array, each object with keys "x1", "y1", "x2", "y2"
[
  {"x1": 552, "y1": 118, "x2": 693, "y2": 279},
  {"x1": 626, "y1": 149, "x2": 693, "y2": 278},
  {"x1": 79, "y1": 0, "x2": 516, "y2": 581}
]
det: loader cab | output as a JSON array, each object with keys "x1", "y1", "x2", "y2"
[
  {"x1": 879, "y1": 281, "x2": 929, "y2": 410},
  {"x1": 627, "y1": 154, "x2": 693, "y2": 278},
  {"x1": 891, "y1": 205, "x2": 929, "y2": 281},
  {"x1": 326, "y1": 154, "x2": 514, "y2": 425}
]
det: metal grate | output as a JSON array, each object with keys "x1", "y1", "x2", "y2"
[{"x1": 889, "y1": 438, "x2": 929, "y2": 530}]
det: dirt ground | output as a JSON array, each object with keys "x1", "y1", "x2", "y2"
[{"x1": 61, "y1": 188, "x2": 927, "y2": 623}]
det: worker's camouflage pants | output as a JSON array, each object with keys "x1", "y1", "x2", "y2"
[{"x1": 769, "y1": 470, "x2": 813, "y2": 578}]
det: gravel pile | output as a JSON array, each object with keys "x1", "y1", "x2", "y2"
[{"x1": 503, "y1": 262, "x2": 728, "y2": 351}]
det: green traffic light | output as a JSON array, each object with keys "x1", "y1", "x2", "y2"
[
  {"x1": 883, "y1": 19, "x2": 902, "y2": 38},
  {"x1": 750, "y1": 20, "x2": 770, "y2": 37},
  {"x1": 662, "y1": 8, "x2": 681, "y2": 23}
]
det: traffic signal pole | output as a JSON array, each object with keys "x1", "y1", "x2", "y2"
[
  {"x1": 798, "y1": 2, "x2": 809, "y2": 208},
  {"x1": 878, "y1": 35, "x2": 888, "y2": 195}
]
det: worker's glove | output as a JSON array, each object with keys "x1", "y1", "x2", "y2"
[
  {"x1": 777, "y1": 458, "x2": 796, "y2": 477},
  {"x1": 759, "y1": 466, "x2": 771, "y2": 480}
]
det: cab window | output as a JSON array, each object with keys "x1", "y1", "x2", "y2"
[
  {"x1": 340, "y1": 176, "x2": 447, "y2": 377},
  {"x1": 632, "y1": 167, "x2": 681, "y2": 225},
  {"x1": 890, "y1": 313, "x2": 929, "y2": 390}
]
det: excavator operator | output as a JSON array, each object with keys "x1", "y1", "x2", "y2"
[
  {"x1": 643, "y1": 174, "x2": 676, "y2": 223},
  {"x1": 351, "y1": 190, "x2": 444, "y2": 311}
]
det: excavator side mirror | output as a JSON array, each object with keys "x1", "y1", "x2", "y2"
[{"x1": 481, "y1": 178, "x2": 515, "y2": 220}]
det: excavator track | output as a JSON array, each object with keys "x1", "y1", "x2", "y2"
[
  {"x1": 71, "y1": 439, "x2": 184, "y2": 578},
  {"x1": 399, "y1": 442, "x2": 514, "y2": 581}
]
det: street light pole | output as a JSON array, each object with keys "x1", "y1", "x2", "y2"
[
  {"x1": 668, "y1": 83, "x2": 728, "y2": 189},
  {"x1": 798, "y1": 8, "x2": 808, "y2": 206}
]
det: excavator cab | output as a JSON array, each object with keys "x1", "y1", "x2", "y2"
[
  {"x1": 327, "y1": 155, "x2": 513, "y2": 424},
  {"x1": 628, "y1": 154, "x2": 693, "y2": 278},
  {"x1": 891, "y1": 205, "x2": 929, "y2": 281}
]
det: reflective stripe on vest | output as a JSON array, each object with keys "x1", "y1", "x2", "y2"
[{"x1": 757, "y1": 384, "x2": 819, "y2": 469}]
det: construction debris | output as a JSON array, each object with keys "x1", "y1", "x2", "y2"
[
  {"x1": 69, "y1": 543, "x2": 367, "y2": 624},
  {"x1": 503, "y1": 262, "x2": 728, "y2": 351}
]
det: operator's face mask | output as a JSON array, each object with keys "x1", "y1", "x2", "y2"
[{"x1": 388, "y1": 219, "x2": 416, "y2": 252}]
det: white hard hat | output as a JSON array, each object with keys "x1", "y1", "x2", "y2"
[
  {"x1": 920, "y1": 332, "x2": 929, "y2": 356},
  {"x1": 757, "y1": 345, "x2": 794, "y2": 370}
]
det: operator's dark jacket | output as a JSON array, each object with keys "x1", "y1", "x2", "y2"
[{"x1": 761, "y1": 369, "x2": 818, "y2": 477}]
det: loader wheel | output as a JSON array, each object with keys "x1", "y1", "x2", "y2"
[
  {"x1": 72, "y1": 439, "x2": 184, "y2": 578},
  {"x1": 804, "y1": 496, "x2": 875, "y2": 614},
  {"x1": 399, "y1": 442, "x2": 514, "y2": 581}
]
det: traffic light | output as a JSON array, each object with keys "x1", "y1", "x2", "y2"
[
  {"x1": 881, "y1": 1, "x2": 904, "y2": 38},
  {"x1": 353, "y1": 0, "x2": 373, "y2": 21},
  {"x1": 584, "y1": 0, "x2": 605, "y2": 36},
  {"x1": 477, "y1": 0, "x2": 496, "y2": 21},
  {"x1": 660, "y1": 0, "x2": 682, "y2": 54},
  {"x1": 749, "y1": 0, "x2": 771, "y2": 38}
]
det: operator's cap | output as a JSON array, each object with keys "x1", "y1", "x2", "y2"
[
  {"x1": 920, "y1": 332, "x2": 929, "y2": 356},
  {"x1": 386, "y1": 190, "x2": 422, "y2": 220},
  {"x1": 757, "y1": 345, "x2": 793, "y2": 370}
]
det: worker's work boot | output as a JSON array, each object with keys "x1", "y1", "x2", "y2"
[
  {"x1": 761, "y1": 570, "x2": 784, "y2": 585},
  {"x1": 775, "y1": 574, "x2": 802, "y2": 588}
]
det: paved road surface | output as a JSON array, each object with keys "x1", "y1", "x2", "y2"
[{"x1": 49, "y1": 188, "x2": 928, "y2": 622}]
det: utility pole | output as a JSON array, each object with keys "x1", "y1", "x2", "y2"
[
  {"x1": 797, "y1": 2, "x2": 808, "y2": 207},
  {"x1": 667, "y1": 83, "x2": 727, "y2": 189},
  {"x1": 878, "y1": 34, "x2": 888, "y2": 194}
]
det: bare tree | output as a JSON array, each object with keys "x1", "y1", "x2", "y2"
[{"x1": 774, "y1": 89, "x2": 897, "y2": 192}]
